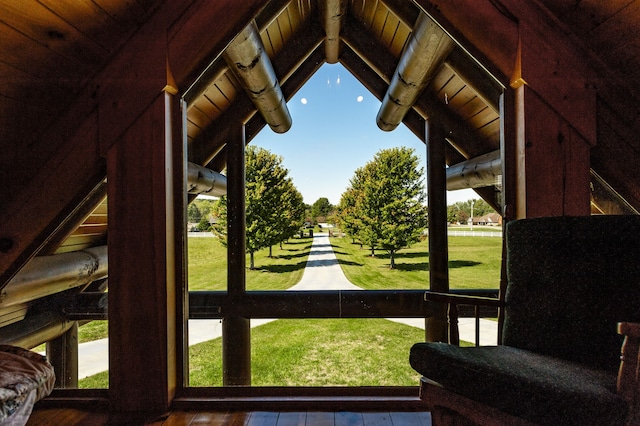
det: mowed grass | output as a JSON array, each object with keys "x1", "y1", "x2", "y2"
[
  {"x1": 79, "y1": 232, "x2": 501, "y2": 388},
  {"x1": 188, "y1": 236, "x2": 313, "y2": 290},
  {"x1": 189, "y1": 319, "x2": 425, "y2": 387},
  {"x1": 331, "y1": 235, "x2": 501, "y2": 290}
]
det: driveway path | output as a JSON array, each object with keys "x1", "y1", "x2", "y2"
[{"x1": 76, "y1": 233, "x2": 496, "y2": 379}]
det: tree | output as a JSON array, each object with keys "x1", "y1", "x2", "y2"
[
  {"x1": 188, "y1": 203, "x2": 203, "y2": 224},
  {"x1": 211, "y1": 146, "x2": 305, "y2": 269},
  {"x1": 311, "y1": 197, "x2": 333, "y2": 223},
  {"x1": 340, "y1": 147, "x2": 428, "y2": 268},
  {"x1": 276, "y1": 179, "x2": 305, "y2": 248}
]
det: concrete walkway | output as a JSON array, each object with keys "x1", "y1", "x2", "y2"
[{"x1": 76, "y1": 233, "x2": 497, "y2": 379}]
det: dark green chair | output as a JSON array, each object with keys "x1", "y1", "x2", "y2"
[{"x1": 410, "y1": 215, "x2": 640, "y2": 425}]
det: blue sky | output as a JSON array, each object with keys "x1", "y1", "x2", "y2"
[{"x1": 252, "y1": 62, "x2": 476, "y2": 206}]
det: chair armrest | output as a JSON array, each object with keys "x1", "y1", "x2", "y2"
[
  {"x1": 619, "y1": 322, "x2": 640, "y2": 339},
  {"x1": 424, "y1": 291, "x2": 502, "y2": 307},
  {"x1": 617, "y1": 322, "x2": 640, "y2": 421}
]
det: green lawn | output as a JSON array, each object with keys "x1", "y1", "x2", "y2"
[
  {"x1": 331, "y1": 235, "x2": 501, "y2": 290},
  {"x1": 188, "y1": 236, "x2": 313, "y2": 290},
  {"x1": 189, "y1": 319, "x2": 426, "y2": 387},
  {"x1": 79, "y1": 232, "x2": 501, "y2": 388}
]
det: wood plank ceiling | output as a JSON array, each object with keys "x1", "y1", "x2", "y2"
[{"x1": 1, "y1": 0, "x2": 640, "y2": 259}]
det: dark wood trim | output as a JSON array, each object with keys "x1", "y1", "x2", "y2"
[
  {"x1": 46, "y1": 322, "x2": 79, "y2": 388},
  {"x1": 107, "y1": 93, "x2": 176, "y2": 413},
  {"x1": 426, "y1": 120, "x2": 449, "y2": 343},
  {"x1": 173, "y1": 386, "x2": 423, "y2": 412}
]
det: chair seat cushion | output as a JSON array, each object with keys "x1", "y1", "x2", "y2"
[{"x1": 410, "y1": 343, "x2": 627, "y2": 426}]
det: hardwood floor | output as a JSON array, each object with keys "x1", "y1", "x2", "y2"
[{"x1": 26, "y1": 409, "x2": 432, "y2": 425}]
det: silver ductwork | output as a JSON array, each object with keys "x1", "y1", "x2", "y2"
[
  {"x1": 223, "y1": 21, "x2": 292, "y2": 133},
  {"x1": 0, "y1": 246, "x2": 108, "y2": 308},
  {"x1": 446, "y1": 150, "x2": 502, "y2": 190},
  {"x1": 321, "y1": 0, "x2": 346, "y2": 64},
  {"x1": 187, "y1": 162, "x2": 227, "y2": 196},
  {"x1": 376, "y1": 14, "x2": 455, "y2": 131}
]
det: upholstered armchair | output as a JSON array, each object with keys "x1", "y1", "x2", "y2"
[{"x1": 410, "y1": 215, "x2": 640, "y2": 425}]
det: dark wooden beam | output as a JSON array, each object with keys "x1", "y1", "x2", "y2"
[
  {"x1": 223, "y1": 124, "x2": 250, "y2": 386},
  {"x1": 47, "y1": 323, "x2": 79, "y2": 388},
  {"x1": 512, "y1": 84, "x2": 591, "y2": 217},
  {"x1": 107, "y1": 91, "x2": 179, "y2": 413},
  {"x1": 425, "y1": 120, "x2": 449, "y2": 343}
]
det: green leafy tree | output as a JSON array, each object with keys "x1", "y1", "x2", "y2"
[
  {"x1": 276, "y1": 179, "x2": 305, "y2": 248},
  {"x1": 337, "y1": 187, "x2": 362, "y2": 244},
  {"x1": 188, "y1": 203, "x2": 202, "y2": 224},
  {"x1": 340, "y1": 147, "x2": 428, "y2": 268},
  {"x1": 212, "y1": 146, "x2": 304, "y2": 269},
  {"x1": 311, "y1": 197, "x2": 333, "y2": 223}
]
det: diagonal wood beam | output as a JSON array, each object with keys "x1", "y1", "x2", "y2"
[
  {"x1": 339, "y1": 44, "x2": 501, "y2": 212},
  {"x1": 190, "y1": 18, "x2": 325, "y2": 169},
  {"x1": 342, "y1": 16, "x2": 495, "y2": 159}
]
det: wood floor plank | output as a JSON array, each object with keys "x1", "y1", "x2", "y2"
[
  {"x1": 361, "y1": 412, "x2": 394, "y2": 426},
  {"x1": 335, "y1": 411, "x2": 364, "y2": 426},
  {"x1": 162, "y1": 411, "x2": 199, "y2": 425},
  {"x1": 27, "y1": 409, "x2": 431, "y2": 425},
  {"x1": 306, "y1": 411, "x2": 335, "y2": 425},
  {"x1": 275, "y1": 412, "x2": 307, "y2": 426},
  {"x1": 190, "y1": 411, "x2": 233, "y2": 425},
  {"x1": 247, "y1": 411, "x2": 279, "y2": 426},
  {"x1": 389, "y1": 412, "x2": 425, "y2": 426},
  {"x1": 228, "y1": 412, "x2": 254, "y2": 426}
]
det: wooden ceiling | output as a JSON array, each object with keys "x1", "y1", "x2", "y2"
[{"x1": 1, "y1": 0, "x2": 640, "y2": 260}]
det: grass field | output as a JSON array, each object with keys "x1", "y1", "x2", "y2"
[
  {"x1": 79, "y1": 231, "x2": 501, "y2": 388},
  {"x1": 331, "y1": 235, "x2": 501, "y2": 290},
  {"x1": 189, "y1": 319, "x2": 426, "y2": 387},
  {"x1": 188, "y1": 236, "x2": 313, "y2": 290}
]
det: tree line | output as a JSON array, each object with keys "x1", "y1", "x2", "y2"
[{"x1": 188, "y1": 144, "x2": 495, "y2": 270}]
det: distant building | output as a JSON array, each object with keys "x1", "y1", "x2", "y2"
[{"x1": 471, "y1": 213, "x2": 502, "y2": 226}]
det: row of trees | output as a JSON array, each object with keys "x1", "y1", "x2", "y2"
[
  {"x1": 189, "y1": 144, "x2": 496, "y2": 271},
  {"x1": 337, "y1": 147, "x2": 428, "y2": 269},
  {"x1": 211, "y1": 146, "x2": 306, "y2": 269}
]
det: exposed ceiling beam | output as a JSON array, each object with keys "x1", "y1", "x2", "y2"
[
  {"x1": 189, "y1": 19, "x2": 325, "y2": 169},
  {"x1": 207, "y1": 45, "x2": 327, "y2": 173},
  {"x1": 376, "y1": 14, "x2": 455, "y2": 131},
  {"x1": 223, "y1": 21, "x2": 292, "y2": 134},
  {"x1": 320, "y1": 0, "x2": 347, "y2": 64},
  {"x1": 342, "y1": 17, "x2": 494, "y2": 159},
  {"x1": 384, "y1": 0, "x2": 502, "y2": 114},
  {"x1": 187, "y1": 163, "x2": 227, "y2": 196}
]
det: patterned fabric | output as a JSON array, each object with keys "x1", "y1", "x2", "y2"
[{"x1": 0, "y1": 345, "x2": 55, "y2": 424}]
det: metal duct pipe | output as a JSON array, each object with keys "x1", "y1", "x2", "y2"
[
  {"x1": 187, "y1": 162, "x2": 227, "y2": 196},
  {"x1": 0, "y1": 246, "x2": 108, "y2": 308},
  {"x1": 376, "y1": 14, "x2": 455, "y2": 131},
  {"x1": 223, "y1": 21, "x2": 292, "y2": 133},
  {"x1": 446, "y1": 150, "x2": 502, "y2": 190},
  {"x1": 0, "y1": 309, "x2": 74, "y2": 349},
  {"x1": 321, "y1": 0, "x2": 346, "y2": 64}
]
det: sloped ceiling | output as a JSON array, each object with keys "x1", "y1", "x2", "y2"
[{"x1": 1, "y1": 0, "x2": 640, "y2": 286}]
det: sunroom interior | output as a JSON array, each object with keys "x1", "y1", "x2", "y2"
[{"x1": 1, "y1": 0, "x2": 640, "y2": 423}]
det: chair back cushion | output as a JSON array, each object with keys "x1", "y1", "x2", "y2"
[{"x1": 503, "y1": 215, "x2": 640, "y2": 372}]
